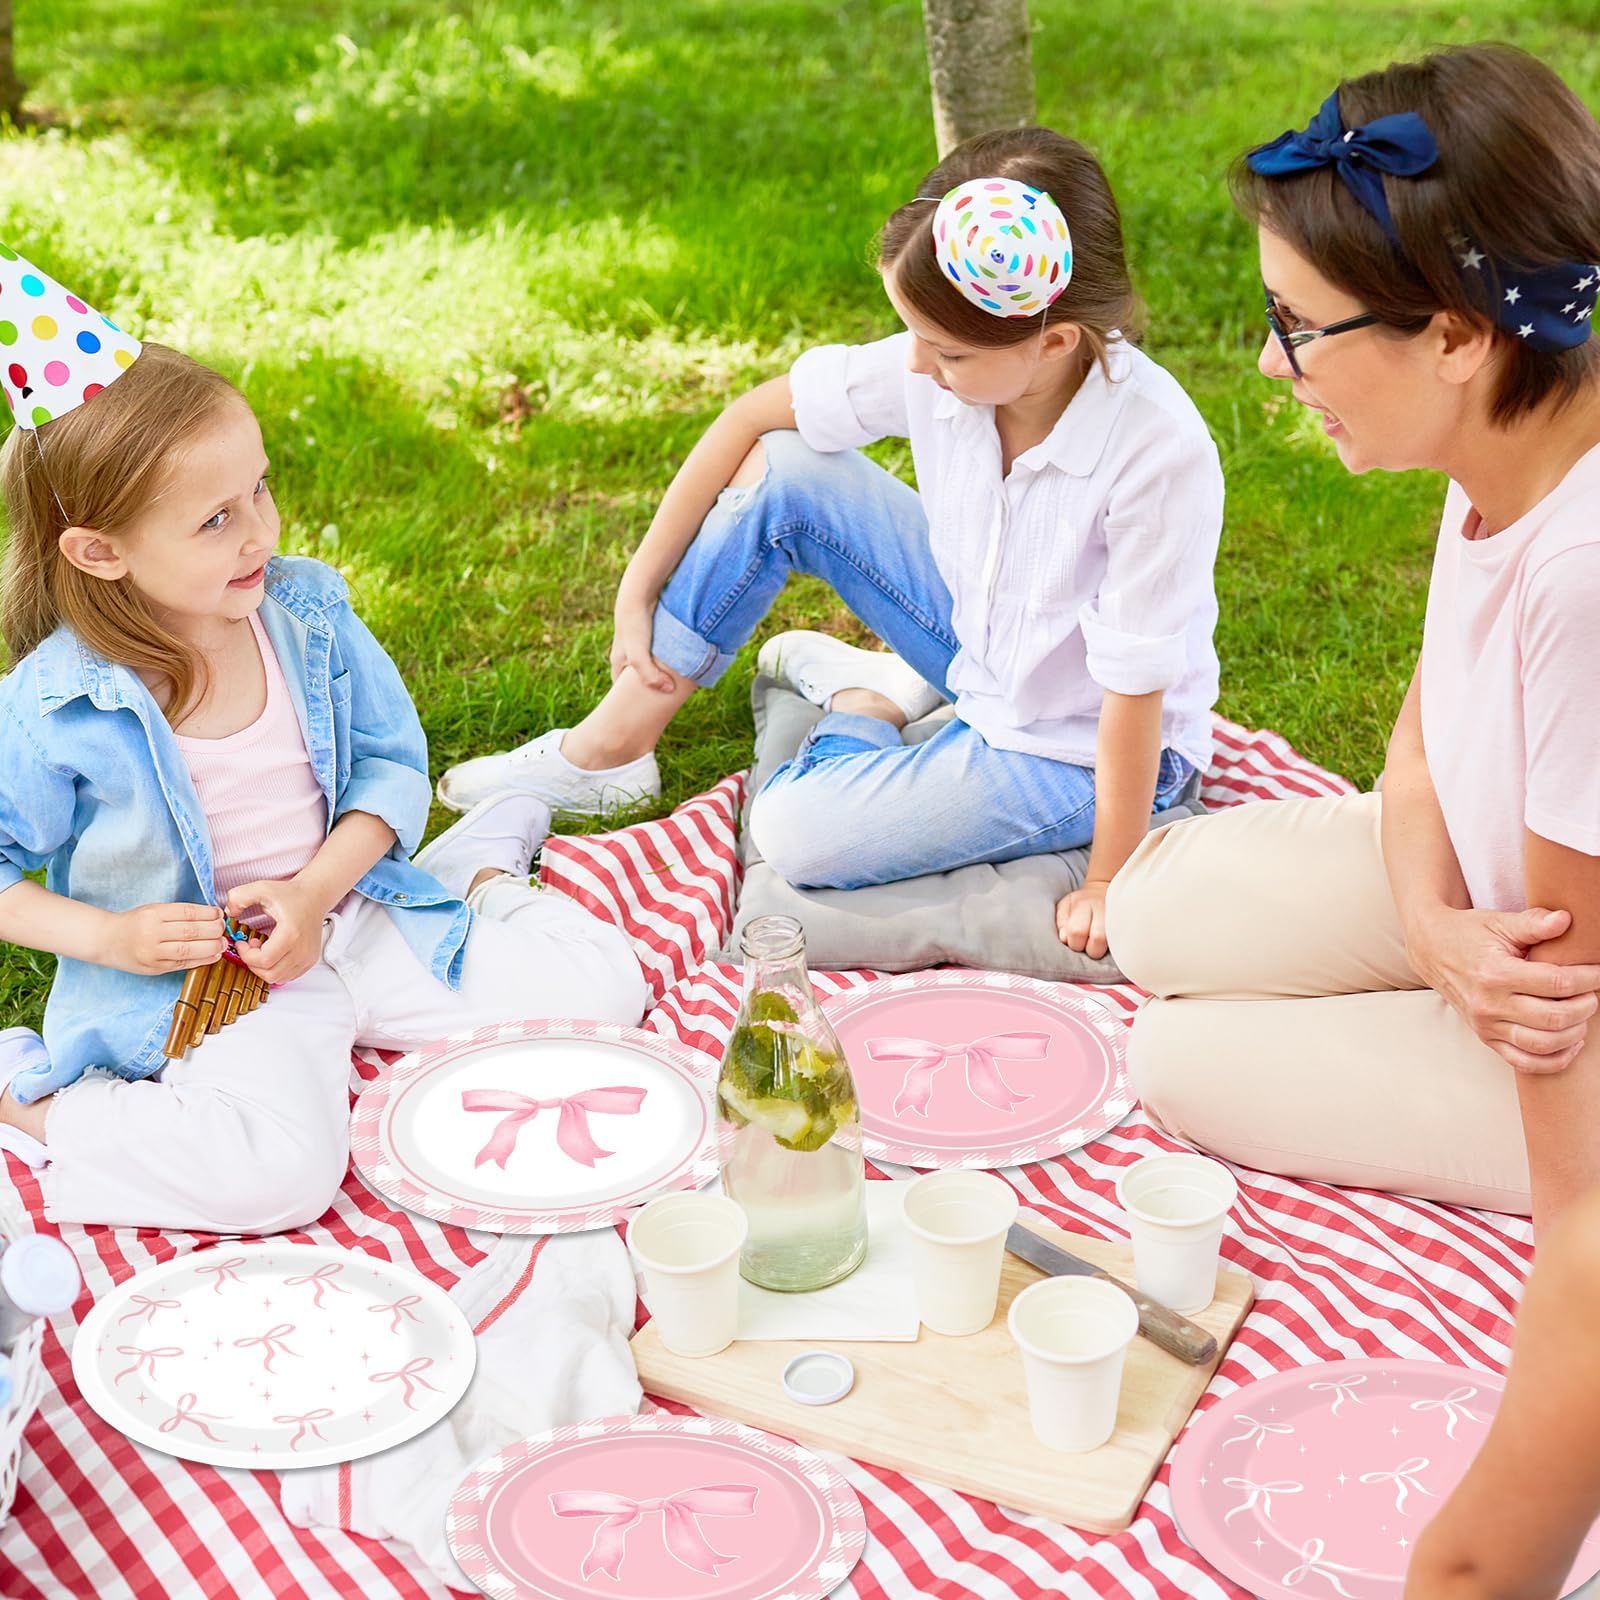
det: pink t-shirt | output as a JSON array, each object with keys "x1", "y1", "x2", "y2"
[
  {"x1": 1419, "y1": 443, "x2": 1600, "y2": 911},
  {"x1": 176, "y1": 613, "x2": 328, "y2": 925}
]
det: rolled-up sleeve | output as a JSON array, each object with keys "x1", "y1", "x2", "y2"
[
  {"x1": 789, "y1": 333, "x2": 913, "y2": 453},
  {"x1": 1079, "y1": 426, "x2": 1224, "y2": 696},
  {"x1": 0, "y1": 702, "x2": 75, "y2": 896},
  {"x1": 329, "y1": 603, "x2": 432, "y2": 854}
]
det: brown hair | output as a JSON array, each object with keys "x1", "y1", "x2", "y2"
[
  {"x1": 0, "y1": 342, "x2": 245, "y2": 716},
  {"x1": 879, "y1": 126, "x2": 1141, "y2": 372},
  {"x1": 1232, "y1": 43, "x2": 1600, "y2": 424}
]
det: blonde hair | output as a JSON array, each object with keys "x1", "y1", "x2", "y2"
[{"x1": 0, "y1": 342, "x2": 245, "y2": 716}]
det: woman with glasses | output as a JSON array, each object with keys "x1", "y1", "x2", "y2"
[{"x1": 1106, "y1": 43, "x2": 1600, "y2": 1234}]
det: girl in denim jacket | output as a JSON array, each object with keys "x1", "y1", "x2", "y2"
[{"x1": 0, "y1": 257, "x2": 646, "y2": 1233}]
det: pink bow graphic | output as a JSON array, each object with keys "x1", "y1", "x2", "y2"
[
  {"x1": 371, "y1": 1357, "x2": 441, "y2": 1410},
  {"x1": 194, "y1": 1256, "x2": 246, "y2": 1295},
  {"x1": 118, "y1": 1294, "x2": 181, "y2": 1326},
  {"x1": 274, "y1": 1408, "x2": 335, "y2": 1451},
  {"x1": 368, "y1": 1295, "x2": 423, "y2": 1334},
  {"x1": 461, "y1": 1086, "x2": 648, "y2": 1169},
  {"x1": 1282, "y1": 1537, "x2": 1378, "y2": 1595},
  {"x1": 285, "y1": 1263, "x2": 348, "y2": 1308},
  {"x1": 866, "y1": 1032, "x2": 1046, "y2": 1118},
  {"x1": 158, "y1": 1393, "x2": 226, "y2": 1441},
  {"x1": 1358, "y1": 1456, "x2": 1436, "y2": 1515},
  {"x1": 549, "y1": 1484, "x2": 759, "y2": 1580},
  {"x1": 232, "y1": 1323, "x2": 299, "y2": 1373},
  {"x1": 113, "y1": 1345, "x2": 184, "y2": 1385}
]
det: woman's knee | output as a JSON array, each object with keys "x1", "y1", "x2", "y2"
[
  {"x1": 1105, "y1": 825, "x2": 1185, "y2": 994},
  {"x1": 1126, "y1": 998, "x2": 1205, "y2": 1142}
]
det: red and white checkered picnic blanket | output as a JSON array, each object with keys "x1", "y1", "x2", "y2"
[{"x1": 0, "y1": 717, "x2": 1533, "y2": 1599}]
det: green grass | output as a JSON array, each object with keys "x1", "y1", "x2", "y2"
[{"x1": 2, "y1": 0, "x2": 1598, "y2": 1025}]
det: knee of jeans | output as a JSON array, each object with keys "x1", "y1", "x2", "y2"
[
  {"x1": 747, "y1": 781, "x2": 844, "y2": 889},
  {"x1": 204, "y1": 1121, "x2": 348, "y2": 1235}
]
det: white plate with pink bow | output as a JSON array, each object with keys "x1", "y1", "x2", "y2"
[
  {"x1": 350, "y1": 1019, "x2": 720, "y2": 1234},
  {"x1": 1169, "y1": 1357, "x2": 1600, "y2": 1597},
  {"x1": 819, "y1": 970, "x2": 1131, "y2": 1167},
  {"x1": 446, "y1": 1412, "x2": 867, "y2": 1600},
  {"x1": 72, "y1": 1242, "x2": 474, "y2": 1470}
]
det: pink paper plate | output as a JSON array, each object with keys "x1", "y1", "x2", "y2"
[
  {"x1": 446, "y1": 1412, "x2": 867, "y2": 1600},
  {"x1": 351, "y1": 1019, "x2": 720, "y2": 1234},
  {"x1": 1170, "y1": 1358, "x2": 1600, "y2": 1597},
  {"x1": 820, "y1": 971, "x2": 1131, "y2": 1167}
]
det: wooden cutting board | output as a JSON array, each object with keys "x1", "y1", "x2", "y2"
[{"x1": 631, "y1": 1209, "x2": 1252, "y2": 1534}]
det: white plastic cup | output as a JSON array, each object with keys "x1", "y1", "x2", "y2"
[
  {"x1": 629, "y1": 1192, "x2": 749, "y2": 1358},
  {"x1": 1115, "y1": 1152, "x2": 1237, "y2": 1315},
  {"x1": 901, "y1": 1170, "x2": 1020, "y2": 1336},
  {"x1": 1008, "y1": 1276, "x2": 1138, "y2": 1452}
]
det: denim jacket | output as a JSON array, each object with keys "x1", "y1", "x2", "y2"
[{"x1": 0, "y1": 555, "x2": 470, "y2": 1098}]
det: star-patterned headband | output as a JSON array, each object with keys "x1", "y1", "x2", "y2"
[{"x1": 1248, "y1": 90, "x2": 1596, "y2": 353}]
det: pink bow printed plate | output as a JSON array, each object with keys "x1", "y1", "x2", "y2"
[
  {"x1": 72, "y1": 1242, "x2": 474, "y2": 1470},
  {"x1": 820, "y1": 971, "x2": 1131, "y2": 1167},
  {"x1": 1170, "y1": 1358, "x2": 1600, "y2": 1597},
  {"x1": 351, "y1": 1019, "x2": 720, "y2": 1234},
  {"x1": 446, "y1": 1413, "x2": 867, "y2": 1600}
]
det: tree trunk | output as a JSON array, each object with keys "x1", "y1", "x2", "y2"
[
  {"x1": 922, "y1": 0, "x2": 1035, "y2": 158},
  {"x1": 0, "y1": 0, "x2": 24, "y2": 129}
]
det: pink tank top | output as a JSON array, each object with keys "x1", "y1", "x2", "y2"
[{"x1": 177, "y1": 613, "x2": 328, "y2": 924}]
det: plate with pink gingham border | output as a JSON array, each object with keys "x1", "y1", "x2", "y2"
[
  {"x1": 1169, "y1": 1357, "x2": 1600, "y2": 1597},
  {"x1": 446, "y1": 1412, "x2": 867, "y2": 1600},
  {"x1": 820, "y1": 970, "x2": 1132, "y2": 1168},
  {"x1": 350, "y1": 1019, "x2": 720, "y2": 1235}
]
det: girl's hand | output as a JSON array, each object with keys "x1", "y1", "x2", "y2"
[
  {"x1": 609, "y1": 583, "x2": 674, "y2": 692},
  {"x1": 104, "y1": 903, "x2": 227, "y2": 975},
  {"x1": 1406, "y1": 903, "x2": 1600, "y2": 1074},
  {"x1": 1056, "y1": 880, "x2": 1112, "y2": 959},
  {"x1": 225, "y1": 878, "x2": 329, "y2": 987}
]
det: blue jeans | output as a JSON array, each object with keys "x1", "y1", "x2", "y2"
[{"x1": 649, "y1": 430, "x2": 1193, "y2": 890}]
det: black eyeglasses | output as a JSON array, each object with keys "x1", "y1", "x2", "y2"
[{"x1": 1263, "y1": 287, "x2": 1381, "y2": 379}]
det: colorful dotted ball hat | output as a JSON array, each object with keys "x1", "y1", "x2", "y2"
[
  {"x1": 0, "y1": 242, "x2": 141, "y2": 430},
  {"x1": 932, "y1": 177, "x2": 1073, "y2": 318}
]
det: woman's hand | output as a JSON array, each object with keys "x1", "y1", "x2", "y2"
[
  {"x1": 609, "y1": 580, "x2": 674, "y2": 692},
  {"x1": 225, "y1": 878, "x2": 330, "y2": 987},
  {"x1": 102, "y1": 902, "x2": 227, "y2": 975},
  {"x1": 1056, "y1": 880, "x2": 1112, "y2": 959},
  {"x1": 1406, "y1": 902, "x2": 1600, "y2": 1073}
]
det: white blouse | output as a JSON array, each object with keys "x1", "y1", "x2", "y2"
[{"x1": 789, "y1": 332, "x2": 1223, "y2": 773}]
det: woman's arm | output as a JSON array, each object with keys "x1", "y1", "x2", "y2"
[
  {"x1": 1058, "y1": 688, "x2": 1163, "y2": 956},
  {"x1": 1404, "y1": 1188, "x2": 1600, "y2": 1598},
  {"x1": 611, "y1": 376, "x2": 798, "y2": 689},
  {"x1": 0, "y1": 879, "x2": 225, "y2": 974},
  {"x1": 1515, "y1": 833, "x2": 1600, "y2": 1230},
  {"x1": 1382, "y1": 664, "x2": 1600, "y2": 1077}
]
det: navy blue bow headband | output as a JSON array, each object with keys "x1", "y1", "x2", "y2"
[{"x1": 1248, "y1": 89, "x2": 1597, "y2": 353}]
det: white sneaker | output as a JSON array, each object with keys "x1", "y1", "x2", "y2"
[
  {"x1": 756, "y1": 631, "x2": 945, "y2": 723},
  {"x1": 414, "y1": 791, "x2": 553, "y2": 896},
  {"x1": 436, "y1": 729, "x2": 662, "y2": 819}
]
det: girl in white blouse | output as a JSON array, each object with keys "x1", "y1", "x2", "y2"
[{"x1": 442, "y1": 127, "x2": 1224, "y2": 956}]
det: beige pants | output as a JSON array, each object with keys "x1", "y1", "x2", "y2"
[{"x1": 1105, "y1": 791, "x2": 1532, "y2": 1214}]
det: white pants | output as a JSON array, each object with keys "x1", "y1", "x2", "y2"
[{"x1": 41, "y1": 881, "x2": 650, "y2": 1232}]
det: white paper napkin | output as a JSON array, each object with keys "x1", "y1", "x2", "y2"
[{"x1": 729, "y1": 1177, "x2": 920, "y2": 1342}]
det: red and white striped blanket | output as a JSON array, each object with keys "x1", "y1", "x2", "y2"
[{"x1": 0, "y1": 718, "x2": 1532, "y2": 1599}]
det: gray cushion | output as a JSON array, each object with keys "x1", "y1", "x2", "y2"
[{"x1": 721, "y1": 674, "x2": 1208, "y2": 980}]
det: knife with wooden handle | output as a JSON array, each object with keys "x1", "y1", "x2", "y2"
[{"x1": 1006, "y1": 1222, "x2": 1218, "y2": 1366}]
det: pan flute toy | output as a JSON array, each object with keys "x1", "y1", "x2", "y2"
[{"x1": 162, "y1": 915, "x2": 270, "y2": 1060}]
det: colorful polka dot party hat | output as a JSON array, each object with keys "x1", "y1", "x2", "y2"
[
  {"x1": 0, "y1": 242, "x2": 141, "y2": 430},
  {"x1": 932, "y1": 177, "x2": 1072, "y2": 318}
]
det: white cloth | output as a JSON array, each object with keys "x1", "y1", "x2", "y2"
[
  {"x1": 1420, "y1": 444, "x2": 1600, "y2": 910},
  {"x1": 39, "y1": 880, "x2": 649, "y2": 1231},
  {"x1": 788, "y1": 331, "x2": 1223, "y2": 771},
  {"x1": 280, "y1": 1228, "x2": 643, "y2": 1593}
]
